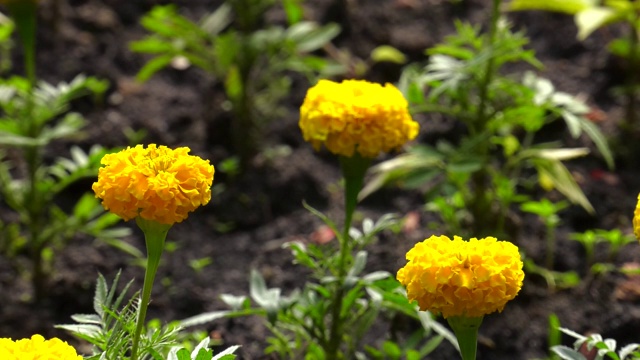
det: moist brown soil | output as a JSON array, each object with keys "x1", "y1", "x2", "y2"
[{"x1": 1, "y1": 0, "x2": 640, "y2": 359}]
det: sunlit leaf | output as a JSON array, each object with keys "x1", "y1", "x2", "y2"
[
  {"x1": 575, "y1": 7, "x2": 622, "y2": 40},
  {"x1": 507, "y1": 0, "x2": 597, "y2": 14},
  {"x1": 370, "y1": 45, "x2": 406, "y2": 64}
]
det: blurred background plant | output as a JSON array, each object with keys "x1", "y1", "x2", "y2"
[
  {"x1": 0, "y1": 3, "x2": 129, "y2": 301},
  {"x1": 363, "y1": 0, "x2": 613, "y2": 245},
  {"x1": 131, "y1": 0, "x2": 345, "y2": 169},
  {"x1": 507, "y1": 0, "x2": 640, "y2": 163},
  {"x1": 569, "y1": 228, "x2": 636, "y2": 274},
  {"x1": 521, "y1": 198, "x2": 569, "y2": 269},
  {"x1": 550, "y1": 327, "x2": 640, "y2": 360}
]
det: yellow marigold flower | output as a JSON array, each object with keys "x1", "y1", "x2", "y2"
[
  {"x1": 397, "y1": 235, "x2": 524, "y2": 318},
  {"x1": 634, "y1": 193, "x2": 640, "y2": 242},
  {"x1": 0, "y1": 334, "x2": 82, "y2": 360},
  {"x1": 299, "y1": 79, "x2": 419, "y2": 158},
  {"x1": 92, "y1": 144, "x2": 214, "y2": 225}
]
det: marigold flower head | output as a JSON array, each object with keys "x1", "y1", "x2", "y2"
[
  {"x1": 0, "y1": 334, "x2": 82, "y2": 360},
  {"x1": 397, "y1": 235, "x2": 524, "y2": 318},
  {"x1": 634, "y1": 193, "x2": 640, "y2": 242},
  {"x1": 92, "y1": 144, "x2": 214, "y2": 225},
  {"x1": 299, "y1": 79, "x2": 419, "y2": 158}
]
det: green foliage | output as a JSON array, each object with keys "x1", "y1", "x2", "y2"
[
  {"x1": 570, "y1": 229, "x2": 636, "y2": 271},
  {"x1": 365, "y1": 13, "x2": 612, "y2": 239},
  {"x1": 58, "y1": 272, "x2": 239, "y2": 360},
  {"x1": 521, "y1": 199, "x2": 568, "y2": 269},
  {"x1": 204, "y1": 207, "x2": 456, "y2": 358},
  {"x1": 131, "y1": 2, "x2": 343, "y2": 167},
  {"x1": 524, "y1": 258, "x2": 581, "y2": 291},
  {"x1": 507, "y1": 0, "x2": 634, "y2": 40},
  {"x1": 551, "y1": 328, "x2": 640, "y2": 360},
  {"x1": 0, "y1": 73, "x2": 128, "y2": 299},
  {"x1": 508, "y1": 0, "x2": 640, "y2": 157}
]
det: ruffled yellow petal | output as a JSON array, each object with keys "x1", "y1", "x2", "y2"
[
  {"x1": 92, "y1": 144, "x2": 215, "y2": 225},
  {"x1": 633, "y1": 193, "x2": 640, "y2": 242},
  {"x1": 397, "y1": 235, "x2": 524, "y2": 318},
  {"x1": 0, "y1": 334, "x2": 82, "y2": 360},
  {"x1": 299, "y1": 79, "x2": 419, "y2": 158}
]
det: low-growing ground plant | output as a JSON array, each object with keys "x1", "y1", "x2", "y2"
[{"x1": 551, "y1": 328, "x2": 640, "y2": 360}]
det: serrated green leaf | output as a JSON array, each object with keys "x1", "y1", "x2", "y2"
[
  {"x1": 94, "y1": 273, "x2": 108, "y2": 317},
  {"x1": 55, "y1": 324, "x2": 102, "y2": 338},
  {"x1": 195, "y1": 348, "x2": 213, "y2": 360}
]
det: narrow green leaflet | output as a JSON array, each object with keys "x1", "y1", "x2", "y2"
[{"x1": 507, "y1": 0, "x2": 597, "y2": 14}]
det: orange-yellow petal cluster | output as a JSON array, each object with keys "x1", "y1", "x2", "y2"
[
  {"x1": 299, "y1": 79, "x2": 419, "y2": 158},
  {"x1": 0, "y1": 334, "x2": 82, "y2": 360},
  {"x1": 92, "y1": 144, "x2": 214, "y2": 225},
  {"x1": 397, "y1": 235, "x2": 524, "y2": 318},
  {"x1": 634, "y1": 193, "x2": 640, "y2": 242}
]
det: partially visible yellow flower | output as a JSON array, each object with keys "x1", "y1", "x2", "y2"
[
  {"x1": 0, "y1": 334, "x2": 82, "y2": 360},
  {"x1": 299, "y1": 79, "x2": 419, "y2": 158},
  {"x1": 397, "y1": 235, "x2": 524, "y2": 318},
  {"x1": 633, "y1": 193, "x2": 640, "y2": 242},
  {"x1": 92, "y1": 144, "x2": 214, "y2": 225}
]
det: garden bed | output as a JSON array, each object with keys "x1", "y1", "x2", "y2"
[{"x1": 0, "y1": 0, "x2": 639, "y2": 359}]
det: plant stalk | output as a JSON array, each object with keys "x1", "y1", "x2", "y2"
[
  {"x1": 325, "y1": 154, "x2": 370, "y2": 359},
  {"x1": 130, "y1": 218, "x2": 171, "y2": 360},
  {"x1": 9, "y1": 1, "x2": 45, "y2": 301},
  {"x1": 470, "y1": 0, "x2": 500, "y2": 237},
  {"x1": 448, "y1": 316, "x2": 483, "y2": 360}
]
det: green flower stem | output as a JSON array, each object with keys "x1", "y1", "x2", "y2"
[
  {"x1": 325, "y1": 153, "x2": 370, "y2": 359},
  {"x1": 447, "y1": 316, "x2": 483, "y2": 360},
  {"x1": 131, "y1": 218, "x2": 172, "y2": 360}
]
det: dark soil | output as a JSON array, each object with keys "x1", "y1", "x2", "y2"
[{"x1": 1, "y1": 0, "x2": 640, "y2": 359}]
